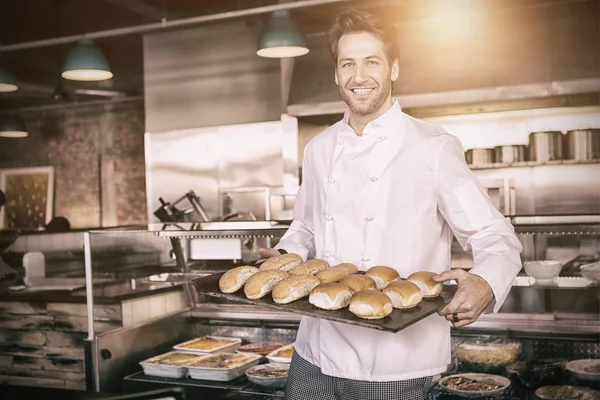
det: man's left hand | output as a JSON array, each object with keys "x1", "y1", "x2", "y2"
[{"x1": 433, "y1": 269, "x2": 494, "y2": 328}]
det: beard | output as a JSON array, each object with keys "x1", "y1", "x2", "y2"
[{"x1": 339, "y1": 78, "x2": 393, "y2": 117}]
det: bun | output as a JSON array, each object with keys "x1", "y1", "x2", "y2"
[
  {"x1": 339, "y1": 274, "x2": 376, "y2": 293},
  {"x1": 244, "y1": 270, "x2": 289, "y2": 299},
  {"x1": 309, "y1": 283, "x2": 353, "y2": 310},
  {"x1": 407, "y1": 271, "x2": 443, "y2": 298},
  {"x1": 272, "y1": 275, "x2": 321, "y2": 304},
  {"x1": 219, "y1": 266, "x2": 260, "y2": 293},
  {"x1": 288, "y1": 259, "x2": 330, "y2": 276},
  {"x1": 349, "y1": 290, "x2": 393, "y2": 320},
  {"x1": 383, "y1": 280, "x2": 423, "y2": 309},
  {"x1": 365, "y1": 266, "x2": 400, "y2": 290},
  {"x1": 260, "y1": 253, "x2": 303, "y2": 271},
  {"x1": 315, "y1": 263, "x2": 358, "y2": 284}
]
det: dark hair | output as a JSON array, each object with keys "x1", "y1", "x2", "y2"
[
  {"x1": 0, "y1": 189, "x2": 5, "y2": 208},
  {"x1": 326, "y1": 10, "x2": 399, "y2": 65}
]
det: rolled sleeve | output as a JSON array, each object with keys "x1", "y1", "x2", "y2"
[{"x1": 434, "y1": 136, "x2": 523, "y2": 313}]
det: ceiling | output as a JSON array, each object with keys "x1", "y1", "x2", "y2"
[{"x1": 0, "y1": 0, "x2": 583, "y2": 111}]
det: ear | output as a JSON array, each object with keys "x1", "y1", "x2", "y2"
[
  {"x1": 334, "y1": 69, "x2": 339, "y2": 86},
  {"x1": 391, "y1": 58, "x2": 399, "y2": 82}
]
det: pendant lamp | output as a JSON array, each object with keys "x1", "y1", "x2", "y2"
[
  {"x1": 0, "y1": 64, "x2": 18, "y2": 92},
  {"x1": 0, "y1": 114, "x2": 28, "y2": 138},
  {"x1": 257, "y1": 10, "x2": 309, "y2": 58},
  {"x1": 62, "y1": 38, "x2": 113, "y2": 81}
]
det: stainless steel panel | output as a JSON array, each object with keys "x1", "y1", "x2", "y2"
[
  {"x1": 528, "y1": 131, "x2": 564, "y2": 162},
  {"x1": 565, "y1": 129, "x2": 600, "y2": 161},
  {"x1": 472, "y1": 163, "x2": 600, "y2": 216}
]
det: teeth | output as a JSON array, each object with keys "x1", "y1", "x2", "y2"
[{"x1": 352, "y1": 88, "x2": 373, "y2": 95}]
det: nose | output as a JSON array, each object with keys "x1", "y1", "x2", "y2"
[{"x1": 353, "y1": 64, "x2": 368, "y2": 84}]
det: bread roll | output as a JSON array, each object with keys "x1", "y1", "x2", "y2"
[
  {"x1": 407, "y1": 271, "x2": 443, "y2": 298},
  {"x1": 272, "y1": 275, "x2": 321, "y2": 304},
  {"x1": 349, "y1": 290, "x2": 393, "y2": 320},
  {"x1": 339, "y1": 274, "x2": 376, "y2": 293},
  {"x1": 365, "y1": 266, "x2": 400, "y2": 290},
  {"x1": 315, "y1": 263, "x2": 358, "y2": 284},
  {"x1": 309, "y1": 283, "x2": 353, "y2": 310},
  {"x1": 244, "y1": 270, "x2": 289, "y2": 299},
  {"x1": 383, "y1": 280, "x2": 423, "y2": 309},
  {"x1": 219, "y1": 265, "x2": 260, "y2": 293},
  {"x1": 288, "y1": 259, "x2": 330, "y2": 276},
  {"x1": 259, "y1": 253, "x2": 303, "y2": 271}
]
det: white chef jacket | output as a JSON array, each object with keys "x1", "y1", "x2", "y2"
[{"x1": 274, "y1": 101, "x2": 523, "y2": 381}]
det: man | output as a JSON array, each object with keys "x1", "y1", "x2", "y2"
[{"x1": 259, "y1": 10, "x2": 522, "y2": 400}]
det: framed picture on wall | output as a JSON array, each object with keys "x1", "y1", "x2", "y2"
[{"x1": 0, "y1": 166, "x2": 55, "y2": 230}]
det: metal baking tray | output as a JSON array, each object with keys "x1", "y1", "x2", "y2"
[{"x1": 193, "y1": 273, "x2": 454, "y2": 333}]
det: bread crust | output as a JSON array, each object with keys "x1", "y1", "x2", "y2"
[
  {"x1": 309, "y1": 283, "x2": 353, "y2": 310},
  {"x1": 383, "y1": 280, "x2": 423, "y2": 309},
  {"x1": 272, "y1": 275, "x2": 321, "y2": 304},
  {"x1": 219, "y1": 265, "x2": 260, "y2": 293},
  {"x1": 406, "y1": 271, "x2": 443, "y2": 298},
  {"x1": 288, "y1": 259, "x2": 330, "y2": 276},
  {"x1": 348, "y1": 290, "x2": 393, "y2": 319},
  {"x1": 365, "y1": 266, "x2": 400, "y2": 290},
  {"x1": 244, "y1": 270, "x2": 289, "y2": 299},
  {"x1": 259, "y1": 253, "x2": 303, "y2": 271},
  {"x1": 339, "y1": 274, "x2": 376, "y2": 293},
  {"x1": 315, "y1": 263, "x2": 358, "y2": 283}
]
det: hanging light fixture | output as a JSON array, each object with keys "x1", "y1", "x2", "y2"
[
  {"x1": 0, "y1": 114, "x2": 28, "y2": 138},
  {"x1": 61, "y1": 38, "x2": 113, "y2": 81},
  {"x1": 257, "y1": 10, "x2": 309, "y2": 58},
  {"x1": 0, "y1": 64, "x2": 18, "y2": 92}
]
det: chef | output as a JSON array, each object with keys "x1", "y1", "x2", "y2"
[{"x1": 259, "y1": 9, "x2": 522, "y2": 400}]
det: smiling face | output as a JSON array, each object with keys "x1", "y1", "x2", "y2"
[{"x1": 335, "y1": 32, "x2": 399, "y2": 120}]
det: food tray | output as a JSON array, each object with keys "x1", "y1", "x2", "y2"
[
  {"x1": 186, "y1": 353, "x2": 262, "y2": 381},
  {"x1": 173, "y1": 336, "x2": 242, "y2": 354},
  {"x1": 246, "y1": 363, "x2": 290, "y2": 388},
  {"x1": 266, "y1": 343, "x2": 294, "y2": 364},
  {"x1": 438, "y1": 373, "x2": 510, "y2": 398},
  {"x1": 139, "y1": 351, "x2": 207, "y2": 378},
  {"x1": 236, "y1": 342, "x2": 284, "y2": 357},
  {"x1": 193, "y1": 273, "x2": 454, "y2": 333}
]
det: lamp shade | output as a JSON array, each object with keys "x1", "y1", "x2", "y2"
[
  {"x1": 0, "y1": 65, "x2": 18, "y2": 92},
  {"x1": 0, "y1": 114, "x2": 28, "y2": 138},
  {"x1": 257, "y1": 10, "x2": 309, "y2": 58},
  {"x1": 61, "y1": 38, "x2": 113, "y2": 81}
]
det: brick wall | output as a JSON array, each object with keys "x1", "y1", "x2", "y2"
[{"x1": 0, "y1": 99, "x2": 147, "y2": 228}]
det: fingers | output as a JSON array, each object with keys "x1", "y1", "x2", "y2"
[
  {"x1": 258, "y1": 248, "x2": 280, "y2": 258},
  {"x1": 433, "y1": 269, "x2": 466, "y2": 283}
]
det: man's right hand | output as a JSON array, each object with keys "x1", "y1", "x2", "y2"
[{"x1": 258, "y1": 248, "x2": 281, "y2": 259}]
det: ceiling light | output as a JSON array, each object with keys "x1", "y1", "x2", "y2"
[
  {"x1": 257, "y1": 10, "x2": 309, "y2": 58},
  {"x1": 62, "y1": 38, "x2": 113, "y2": 81},
  {"x1": 0, "y1": 64, "x2": 18, "y2": 92},
  {"x1": 0, "y1": 114, "x2": 28, "y2": 138}
]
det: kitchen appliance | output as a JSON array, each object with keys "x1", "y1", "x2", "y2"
[
  {"x1": 564, "y1": 129, "x2": 600, "y2": 161},
  {"x1": 465, "y1": 148, "x2": 495, "y2": 166},
  {"x1": 494, "y1": 145, "x2": 527, "y2": 164},
  {"x1": 153, "y1": 190, "x2": 211, "y2": 223},
  {"x1": 528, "y1": 131, "x2": 564, "y2": 162}
]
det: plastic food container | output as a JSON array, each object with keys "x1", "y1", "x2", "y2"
[
  {"x1": 438, "y1": 373, "x2": 510, "y2": 398},
  {"x1": 186, "y1": 353, "x2": 261, "y2": 381},
  {"x1": 139, "y1": 351, "x2": 207, "y2": 378},
  {"x1": 173, "y1": 336, "x2": 242, "y2": 354},
  {"x1": 246, "y1": 363, "x2": 290, "y2": 388},
  {"x1": 506, "y1": 358, "x2": 567, "y2": 390},
  {"x1": 566, "y1": 359, "x2": 600, "y2": 382},
  {"x1": 266, "y1": 343, "x2": 295, "y2": 364},
  {"x1": 456, "y1": 338, "x2": 521, "y2": 374},
  {"x1": 236, "y1": 342, "x2": 284, "y2": 357}
]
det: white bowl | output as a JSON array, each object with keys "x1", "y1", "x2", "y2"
[
  {"x1": 523, "y1": 260, "x2": 563, "y2": 284},
  {"x1": 580, "y1": 262, "x2": 600, "y2": 282}
]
